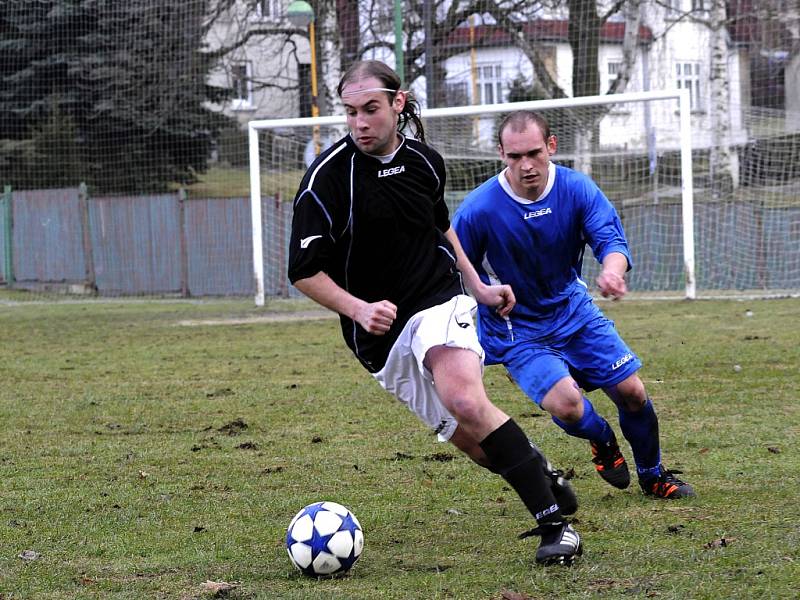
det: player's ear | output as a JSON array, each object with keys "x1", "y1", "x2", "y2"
[
  {"x1": 497, "y1": 143, "x2": 505, "y2": 161},
  {"x1": 547, "y1": 134, "x2": 558, "y2": 155},
  {"x1": 392, "y1": 90, "x2": 406, "y2": 114}
]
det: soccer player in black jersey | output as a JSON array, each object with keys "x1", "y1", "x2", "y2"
[{"x1": 288, "y1": 60, "x2": 581, "y2": 565}]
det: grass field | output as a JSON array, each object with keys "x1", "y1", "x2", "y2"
[
  {"x1": 0, "y1": 297, "x2": 798, "y2": 599},
  {"x1": 177, "y1": 166, "x2": 306, "y2": 200}
]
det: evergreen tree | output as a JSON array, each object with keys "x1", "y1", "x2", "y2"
[{"x1": 0, "y1": 0, "x2": 231, "y2": 193}]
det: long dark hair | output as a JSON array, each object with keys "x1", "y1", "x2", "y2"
[{"x1": 337, "y1": 60, "x2": 426, "y2": 144}]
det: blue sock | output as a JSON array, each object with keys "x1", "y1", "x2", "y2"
[
  {"x1": 552, "y1": 397, "x2": 612, "y2": 443},
  {"x1": 618, "y1": 398, "x2": 662, "y2": 479}
]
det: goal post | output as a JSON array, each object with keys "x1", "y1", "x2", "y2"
[
  {"x1": 248, "y1": 89, "x2": 696, "y2": 307},
  {"x1": 248, "y1": 114, "x2": 348, "y2": 307}
]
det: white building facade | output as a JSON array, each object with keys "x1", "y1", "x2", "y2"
[
  {"x1": 207, "y1": 0, "x2": 750, "y2": 159},
  {"x1": 437, "y1": 3, "x2": 746, "y2": 154}
]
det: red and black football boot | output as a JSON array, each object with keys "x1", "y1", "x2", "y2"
[
  {"x1": 590, "y1": 433, "x2": 630, "y2": 489},
  {"x1": 639, "y1": 465, "x2": 696, "y2": 499}
]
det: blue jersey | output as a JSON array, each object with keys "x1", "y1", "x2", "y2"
[{"x1": 453, "y1": 164, "x2": 631, "y2": 360}]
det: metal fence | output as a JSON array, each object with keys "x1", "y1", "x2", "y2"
[
  {"x1": 0, "y1": 186, "x2": 275, "y2": 297},
  {"x1": 1, "y1": 186, "x2": 798, "y2": 297}
]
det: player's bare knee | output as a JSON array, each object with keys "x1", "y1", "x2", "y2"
[
  {"x1": 555, "y1": 397, "x2": 583, "y2": 422},
  {"x1": 542, "y1": 386, "x2": 583, "y2": 422},
  {"x1": 446, "y1": 396, "x2": 486, "y2": 427},
  {"x1": 613, "y1": 376, "x2": 647, "y2": 411},
  {"x1": 449, "y1": 390, "x2": 504, "y2": 434}
]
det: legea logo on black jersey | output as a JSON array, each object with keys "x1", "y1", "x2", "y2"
[
  {"x1": 378, "y1": 165, "x2": 405, "y2": 178},
  {"x1": 523, "y1": 207, "x2": 552, "y2": 220}
]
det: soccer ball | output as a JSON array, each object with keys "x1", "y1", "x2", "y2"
[{"x1": 285, "y1": 501, "x2": 364, "y2": 577}]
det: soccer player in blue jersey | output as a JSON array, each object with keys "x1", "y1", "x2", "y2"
[{"x1": 453, "y1": 110, "x2": 695, "y2": 499}]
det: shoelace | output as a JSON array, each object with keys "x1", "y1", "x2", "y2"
[
  {"x1": 653, "y1": 467, "x2": 685, "y2": 484},
  {"x1": 663, "y1": 468, "x2": 684, "y2": 478}
]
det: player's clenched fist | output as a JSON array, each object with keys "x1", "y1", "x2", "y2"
[
  {"x1": 596, "y1": 270, "x2": 627, "y2": 300},
  {"x1": 356, "y1": 300, "x2": 397, "y2": 335}
]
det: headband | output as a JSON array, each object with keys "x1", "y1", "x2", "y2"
[{"x1": 340, "y1": 86, "x2": 402, "y2": 99}]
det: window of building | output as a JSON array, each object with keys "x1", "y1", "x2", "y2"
[
  {"x1": 605, "y1": 60, "x2": 623, "y2": 93},
  {"x1": 255, "y1": 0, "x2": 281, "y2": 20},
  {"x1": 676, "y1": 61, "x2": 702, "y2": 110},
  {"x1": 231, "y1": 62, "x2": 253, "y2": 110},
  {"x1": 445, "y1": 80, "x2": 470, "y2": 106},
  {"x1": 477, "y1": 64, "x2": 504, "y2": 105},
  {"x1": 691, "y1": 0, "x2": 708, "y2": 10}
]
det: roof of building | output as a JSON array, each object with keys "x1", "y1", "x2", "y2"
[{"x1": 444, "y1": 19, "x2": 654, "y2": 50}]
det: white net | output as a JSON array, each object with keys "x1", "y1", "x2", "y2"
[
  {"x1": 251, "y1": 92, "x2": 702, "y2": 303},
  {"x1": 2, "y1": 1, "x2": 799, "y2": 301},
  {"x1": 252, "y1": 88, "x2": 800, "y2": 302}
]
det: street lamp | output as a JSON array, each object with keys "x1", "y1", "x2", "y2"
[{"x1": 287, "y1": 0, "x2": 320, "y2": 155}]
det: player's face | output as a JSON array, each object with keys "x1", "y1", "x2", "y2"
[
  {"x1": 342, "y1": 77, "x2": 405, "y2": 155},
  {"x1": 499, "y1": 124, "x2": 557, "y2": 200}
]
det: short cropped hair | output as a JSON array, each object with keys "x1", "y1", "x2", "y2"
[{"x1": 497, "y1": 111, "x2": 552, "y2": 147}]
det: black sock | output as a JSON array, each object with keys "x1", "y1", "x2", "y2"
[{"x1": 479, "y1": 419, "x2": 563, "y2": 525}]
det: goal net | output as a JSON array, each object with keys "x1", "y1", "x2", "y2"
[
  {"x1": 251, "y1": 85, "x2": 800, "y2": 305},
  {"x1": 249, "y1": 90, "x2": 705, "y2": 306}
]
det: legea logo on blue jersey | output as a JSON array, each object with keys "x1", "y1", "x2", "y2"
[{"x1": 523, "y1": 207, "x2": 552, "y2": 219}]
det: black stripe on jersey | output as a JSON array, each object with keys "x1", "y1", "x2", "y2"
[{"x1": 345, "y1": 151, "x2": 360, "y2": 363}]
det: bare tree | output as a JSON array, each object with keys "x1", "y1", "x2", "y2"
[
  {"x1": 317, "y1": 0, "x2": 343, "y2": 116},
  {"x1": 479, "y1": 1, "x2": 643, "y2": 174},
  {"x1": 651, "y1": 0, "x2": 762, "y2": 193},
  {"x1": 708, "y1": 0, "x2": 734, "y2": 195},
  {"x1": 204, "y1": 0, "x2": 345, "y2": 118},
  {"x1": 208, "y1": 0, "x2": 644, "y2": 128}
]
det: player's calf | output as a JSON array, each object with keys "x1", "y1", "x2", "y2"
[{"x1": 529, "y1": 441, "x2": 578, "y2": 515}]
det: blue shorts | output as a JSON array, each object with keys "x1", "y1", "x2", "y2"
[{"x1": 503, "y1": 313, "x2": 642, "y2": 406}]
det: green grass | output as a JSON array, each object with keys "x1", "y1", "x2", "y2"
[
  {"x1": 0, "y1": 298, "x2": 798, "y2": 599},
  {"x1": 175, "y1": 166, "x2": 306, "y2": 199}
]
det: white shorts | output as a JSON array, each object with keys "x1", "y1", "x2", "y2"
[{"x1": 372, "y1": 294, "x2": 485, "y2": 442}]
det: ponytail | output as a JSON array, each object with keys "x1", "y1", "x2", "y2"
[{"x1": 398, "y1": 92, "x2": 426, "y2": 144}]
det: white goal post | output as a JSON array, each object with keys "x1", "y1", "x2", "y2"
[{"x1": 248, "y1": 89, "x2": 695, "y2": 306}]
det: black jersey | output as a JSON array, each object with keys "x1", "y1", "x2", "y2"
[{"x1": 288, "y1": 133, "x2": 464, "y2": 372}]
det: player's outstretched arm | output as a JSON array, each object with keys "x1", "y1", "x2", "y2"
[
  {"x1": 294, "y1": 272, "x2": 397, "y2": 335},
  {"x1": 443, "y1": 227, "x2": 516, "y2": 316},
  {"x1": 596, "y1": 252, "x2": 629, "y2": 300}
]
